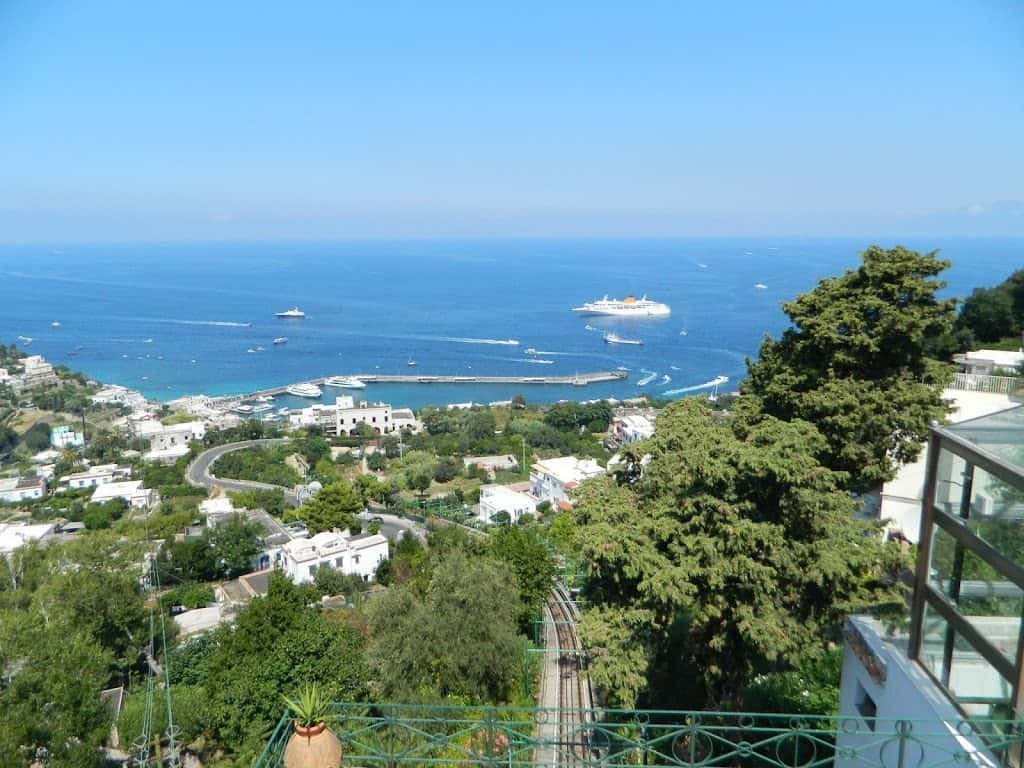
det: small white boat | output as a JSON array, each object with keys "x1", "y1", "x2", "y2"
[
  {"x1": 660, "y1": 375, "x2": 671, "y2": 385},
  {"x1": 524, "y1": 359, "x2": 555, "y2": 365},
  {"x1": 251, "y1": 403, "x2": 273, "y2": 413},
  {"x1": 246, "y1": 348, "x2": 257, "y2": 354},
  {"x1": 604, "y1": 332, "x2": 643, "y2": 346},
  {"x1": 637, "y1": 371, "x2": 658, "y2": 387},
  {"x1": 51, "y1": 321, "x2": 61, "y2": 329},
  {"x1": 255, "y1": 345, "x2": 265, "y2": 352},
  {"x1": 407, "y1": 359, "x2": 417, "y2": 367},
  {"x1": 255, "y1": 394, "x2": 274, "y2": 403},
  {"x1": 275, "y1": 307, "x2": 305, "y2": 318},
  {"x1": 233, "y1": 404, "x2": 255, "y2": 415},
  {"x1": 16, "y1": 335, "x2": 32, "y2": 344},
  {"x1": 325, "y1": 376, "x2": 366, "y2": 389},
  {"x1": 584, "y1": 324, "x2": 596, "y2": 331},
  {"x1": 754, "y1": 283, "x2": 768, "y2": 290},
  {"x1": 524, "y1": 348, "x2": 539, "y2": 355},
  {"x1": 286, "y1": 383, "x2": 322, "y2": 398},
  {"x1": 679, "y1": 329, "x2": 687, "y2": 336},
  {"x1": 273, "y1": 337, "x2": 288, "y2": 345}
]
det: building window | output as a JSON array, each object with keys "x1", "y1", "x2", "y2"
[
  {"x1": 335, "y1": 557, "x2": 344, "y2": 568},
  {"x1": 309, "y1": 565, "x2": 317, "y2": 575}
]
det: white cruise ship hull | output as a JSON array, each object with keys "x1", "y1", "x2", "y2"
[{"x1": 572, "y1": 305, "x2": 670, "y2": 317}]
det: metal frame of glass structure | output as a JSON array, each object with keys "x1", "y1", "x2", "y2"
[{"x1": 910, "y1": 405, "x2": 1024, "y2": 719}]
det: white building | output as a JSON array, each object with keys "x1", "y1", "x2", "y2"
[
  {"x1": 0, "y1": 522, "x2": 56, "y2": 556},
  {"x1": 200, "y1": 496, "x2": 236, "y2": 526},
  {"x1": 91, "y1": 480, "x2": 159, "y2": 509},
  {"x1": 62, "y1": 464, "x2": 131, "y2": 489},
  {"x1": 279, "y1": 529, "x2": 389, "y2": 584},
  {"x1": 12, "y1": 355, "x2": 59, "y2": 391},
  {"x1": 954, "y1": 347, "x2": 1023, "y2": 376},
  {"x1": 613, "y1": 414, "x2": 655, "y2": 443},
  {"x1": 390, "y1": 408, "x2": 421, "y2": 433},
  {"x1": 0, "y1": 476, "x2": 47, "y2": 503},
  {"x1": 0, "y1": 367, "x2": 11, "y2": 385},
  {"x1": 91, "y1": 384, "x2": 149, "y2": 410},
  {"x1": 288, "y1": 403, "x2": 337, "y2": 432},
  {"x1": 335, "y1": 396, "x2": 395, "y2": 436},
  {"x1": 149, "y1": 421, "x2": 206, "y2": 451},
  {"x1": 463, "y1": 455, "x2": 519, "y2": 477},
  {"x1": 530, "y1": 456, "x2": 604, "y2": 508},
  {"x1": 50, "y1": 424, "x2": 85, "y2": 450},
  {"x1": 477, "y1": 484, "x2": 538, "y2": 525}
]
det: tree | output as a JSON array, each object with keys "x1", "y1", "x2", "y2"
[
  {"x1": 465, "y1": 410, "x2": 496, "y2": 442},
  {"x1": 744, "y1": 245, "x2": 954, "y2": 491},
  {"x1": 208, "y1": 514, "x2": 262, "y2": 578},
  {"x1": 511, "y1": 394, "x2": 527, "y2": 409},
  {"x1": 433, "y1": 457, "x2": 458, "y2": 483},
  {"x1": 289, "y1": 481, "x2": 364, "y2": 533},
  {"x1": 366, "y1": 452, "x2": 388, "y2": 471},
  {"x1": 409, "y1": 472, "x2": 432, "y2": 496},
  {"x1": 366, "y1": 551, "x2": 520, "y2": 702},
  {"x1": 202, "y1": 573, "x2": 367, "y2": 754},
  {"x1": 158, "y1": 537, "x2": 218, "y2": 584},
  {"x1": 574, "y1": 399, "x2": 903, "y2": 709},
  {"x1": 488, "y1": 525, "x2": 556, "y2": 632},
  {"x1": 19, "y1": 422, "x2": 51, "y2": 453}
]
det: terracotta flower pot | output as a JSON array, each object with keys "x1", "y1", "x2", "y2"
[{"x1": 283, "y1": 721, "x2": 343, "y2": 768}]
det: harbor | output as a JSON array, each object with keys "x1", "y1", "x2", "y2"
[{"x1": 239, "y1": 369, "x2": 628, "y2": 400}]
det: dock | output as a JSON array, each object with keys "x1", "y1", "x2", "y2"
[{"x1": 238, "y1": 370, "x2": 628, "y2": 400}]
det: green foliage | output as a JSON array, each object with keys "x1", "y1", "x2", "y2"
[
  {"x1": 742, "y1": 647, "x2": 843, "y2": 716},
  {"x1": 574, "y1": 399, "x2": 905, "y2": 709},
  {"x1": 283, "y1": 682, "x2": 332, "y2": 727},
  {"x1": 956, "y1": 269, "x2": 1024, "y2": 344},
  {"x1": 118, "y1": 683, "x2": 208, "y2": 750},
  {"x1": 213, "y1": 445, "x2": 302, "y2": 487},
  {"x1": 163, "y1": 582, "x2": 216, "y2": 610},
  {"x1": 544, "y1": 401, "x2": 612, "y2": 433},
  {"x1": 487, "y1": 525, "x2": 556, "y2": 633},
  {"x1": 207, "y1": 514, "x2": 263, "y2": 578},
  {"x1": 744, "y1": 245, "x2": 954, "y2": 491},
  {"x1": 409, "y1": 471, "x2": 432, "y2": 494},
  {"x1": 433, "y1": 456, "x2": 458, "y2": 483},
  {"x1": 367, "y1": 550, "x2": 520, "y2": 702},
  {"x1": 229, "y1": 487, "x2": 286, "y2": 517},
  {"x1": 19, "y1": 421, "x2": 51, "y2": 453},
  {"x1": 202, "y1": 573, "x2": 367, "y2": 752},
  {"x1": 288, "y1": 481, "x2": 363, "y2": 534}
]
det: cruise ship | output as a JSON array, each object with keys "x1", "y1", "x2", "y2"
[
  {"x1": 571, "y1": 294, "x2": 670, "y2": 317},
  {"x1": 324, "y1": 375, "x2": 366, "y2": 389},
  {"x1": 275, "y1": 307, "x2": 305, "y2": 318},
  {"x1": 286, "y1": 383, "x2": 322, "y2": 398}
]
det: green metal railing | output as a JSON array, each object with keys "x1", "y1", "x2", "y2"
[{"x1": 252, "y1": 703, "x2": 1024, "y2": 768}]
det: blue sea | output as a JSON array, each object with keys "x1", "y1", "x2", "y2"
[{"x1": 0, "y1": 238, "x2": 1019, "y2": 411}]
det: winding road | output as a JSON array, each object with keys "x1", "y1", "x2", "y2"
[
  {"x1": 186, "y1": 438, "x2": 299, "y2": 505},
  {"x1": 186, "y1": 439, "x2": 427, "y2": 542}
]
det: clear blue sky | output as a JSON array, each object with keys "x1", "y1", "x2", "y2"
[{"x1": 1, "y1": 1, "x2": 1021, "y2": 241}]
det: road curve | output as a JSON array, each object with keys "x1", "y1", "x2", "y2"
[{"x1": 186, "y1": 438, "x2": 299, "y2": 506}]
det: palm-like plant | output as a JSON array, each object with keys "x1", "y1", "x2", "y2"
[{"x1": 283, "y1": 682, "x2": 332, "y2": 728}]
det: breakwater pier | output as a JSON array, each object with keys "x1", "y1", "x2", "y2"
[{"x1": 240, "y1": 370, "x2": 627, "y2": 400}]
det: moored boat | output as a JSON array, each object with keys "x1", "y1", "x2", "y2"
[
  {"x1": 275, "y1": 307, "x2": 305, "y2": 318},
  {"x1": 324, "y1": 376, "x2": 366, "y2": 389},
  {"x1": 286, "y1": 383, "x2": 322, "y2": 398}
]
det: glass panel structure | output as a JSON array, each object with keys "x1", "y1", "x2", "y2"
[{"x1": 912, "y1": 404, "x2": 1024, "y2": 717}]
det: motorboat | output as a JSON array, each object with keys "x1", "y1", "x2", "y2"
[
  {"x1": 604, "y1": 332, "x2": 643, "y2": 346},
  {"x1": 637, "y1": 371, "x2": 658, "y2": 387},
  {"x1": 251, "y1": 403, "x2": 273, "y2": 413},
  {"x1": 285, "y1": 383, "x2": 322, "y2": 398},
  {"x1": 273, "y1": 337, "x2": 288, "y2": 345},
  {"x1": 524, "y1": 348, "x2": 539, "y2": 355},
  {"x1": 524, "y1": 359, "x2": 554, "y2": 365},
  {"x1": 754, "y1": 283, "x2": 768, "y2": 290},
  {"x1": 51, "y1": 321, "x2": 61, "y2": 328},
  {"x1": 275, "y1": 307, "x2": 305, "y2": 318},
  {"x1": 324, "y1": 375, "x2": 366, "y2": 389},
  {"x1": 407, "y1": 359, "x2": 417, "y2": 367},
  {"x1": 573, "y1": 294, "x2": 670, "y2": 317}
]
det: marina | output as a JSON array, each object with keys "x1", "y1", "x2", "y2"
[{"x1": 239, "y1": 369, "x2": 629, "y2": 401}]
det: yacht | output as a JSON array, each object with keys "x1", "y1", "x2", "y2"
[
  {"x1": 251, "y1": 403, "x2": 274, "y2": 413},
  {"x1": 754, "y1": 283, "x2": 768, "y2": 290},
  {"x1": 604, "y1": 332, "x2": 644, "y2": 346},
  {"x1": 407, "y1": 359, "x2": 417, "y2": 367},
  {"x1": 524, "y1": 348, "x2": 540, "y2": 355},
  {"x1": 572, "y1": 294, "x2": 670, "y2": 317},
  {"x1": 273, "y1": 337, "x2": 288, "y2": 345},
  {"x1": 275, "y1": 307, "x2": 306, "y2": 319},
  {"x1": 324, "y1": 375, "x2": 366, "y2": 389},
  {"x1": 51, "y1": 321, "x2": 61, "y2": 329},
  {"x1": 286, "y1": 383, "x2": 322, "y2": 398}
]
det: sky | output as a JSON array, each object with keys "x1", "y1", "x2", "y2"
[{"x1": 0, "y1": 1, "x2": 1022, "y2": 242}]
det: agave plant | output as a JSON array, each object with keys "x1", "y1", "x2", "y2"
[{"x1": 283, "y1": 682, "x2": 332, "y2": 728}]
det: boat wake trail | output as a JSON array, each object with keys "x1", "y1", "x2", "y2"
[
  {"x1": 662, "y1": 375, "x2": 729, "y2": 397},
  {"x1": 135, "y1": 318, "x2": 253, "y2": 328},
  {"x1": 439, "y1": 336, "x2": 519, "y2": 346}
]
